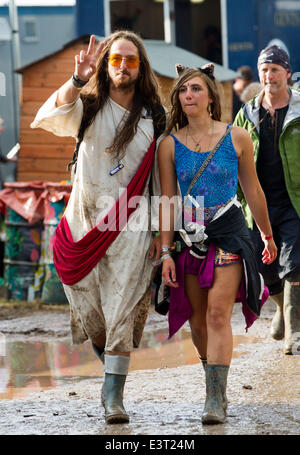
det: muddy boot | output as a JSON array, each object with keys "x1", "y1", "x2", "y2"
[
  {"x1": 270, "y1": 291, "x2": 285, "y2": 340},
  {"x1": 200, "y1": 358, "x2": 228, "y2": 412},
  {"x1": 101, "y1": 354, "x2": 130, "y2": 424},
  {"x1": 283, "y1": 279, "x2": 300, "y2": 355},
  {"x1": 92, "y1": 343, "x2": 105, "y2": 364},
  {"x1": 202, "y1": 364, "x2": 229, "y2": 425}
]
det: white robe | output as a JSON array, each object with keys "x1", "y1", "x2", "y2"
[{"x1": 31, "y1": 93, "x2": 161, "y2": 351}]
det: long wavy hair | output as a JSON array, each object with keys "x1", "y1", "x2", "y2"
[
  {"x1": 166, "y1": 68, "x2": 222, "y2": 134},
  {"x1": 79, "y1": 31, "x2": 162, "y2": 159}
]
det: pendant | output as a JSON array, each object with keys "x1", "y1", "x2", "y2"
[
  {"x1": 109, "y1": 163, "x2": 124, "y2": 176},
  {"x1": 194, "y1": 144, "x2": 201, "y2": 153}
]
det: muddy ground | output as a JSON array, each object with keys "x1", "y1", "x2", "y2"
[{"x1": 0, "y1": 298, "x2": 299, "y2": 436}]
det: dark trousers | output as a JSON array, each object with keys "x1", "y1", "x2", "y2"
[{"x1": 250, "y1": 203, "x2": 300, "y2": 295}]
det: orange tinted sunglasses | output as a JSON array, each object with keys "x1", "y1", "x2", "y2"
[{"x1": 108, "y1": 53, "x2": 140, "y2": 69}]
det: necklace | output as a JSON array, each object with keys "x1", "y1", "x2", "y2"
[
  {"x1": 108, "y1": 98, "x2": 126, "y2": 175},
  {"x1": 187, "y1": 120, "x2": 214, "y2": 153}
]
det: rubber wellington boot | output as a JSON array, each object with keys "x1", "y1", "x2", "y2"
[
  {"x1": 283, "y1": 280, "x2": 300, "y2": 355},
  {"x1": 202, "y1": 364, "x2": 229, "y2": 425},
  {"x1": 270, "y1": 291, "x2": 285, "y2": 340},
  {"x1": 200, "y1": 358, "x2": 229, "y2": 411},
  {"x1": 199, "y1": 357, "x2": 228, "y2": 411},
  {"x1": 101, "y1": 354, "x2": 130, "y2": 424}
]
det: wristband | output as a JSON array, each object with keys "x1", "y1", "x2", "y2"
[
  {"x1": 72, "y1": 73, "x2": 89, "y2": 88},
  {"x1": 71, "y1": 78, "x2": 82, "y2": 90},
  {"x1": 264, "y1": 235, "x2": 273, "y2": 240},
  {"x1": 154, "y1": 231, "x2": 160, "y2": 237}
]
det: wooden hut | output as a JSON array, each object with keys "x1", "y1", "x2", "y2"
[{"x1": 17, "y1": 36, "x2": 238, "y2": 182}]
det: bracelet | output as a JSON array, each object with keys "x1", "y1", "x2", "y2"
[
  {"x1": 71, "y1": 78, "x2": 82, "y2": 90},
  {"x1": 161, "y1": 242, "x2": 181, "y2": 255},
  {"x1": 72, "y1": 73, "x2": 89, "y2": 89},
  {"x1": 73, "y1": 73, "x2": 89, "y2": 86},
  {"x1": 161, "y1": 254, "x2": 171, "y2": 261},
  {"x1": 264, "y1": 235, "x2": 273, "y2": 240}
]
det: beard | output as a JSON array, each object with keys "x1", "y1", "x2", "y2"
[
  {"x1": 111, "y1": 70, "x2": 137, "y2": 90},
  {"x1": 263, "y1": 81, "x2": 284, "y2": 95}
]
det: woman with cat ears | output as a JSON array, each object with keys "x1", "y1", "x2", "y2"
[{"x1": 157, "y1": 63, "x2": 277, "y2": 424}]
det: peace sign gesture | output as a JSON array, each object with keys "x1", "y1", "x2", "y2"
[{"x1": 74, "y1": 35, "x2": 104, "y2": 82}]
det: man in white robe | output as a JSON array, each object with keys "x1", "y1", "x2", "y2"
[{"x1": 31, "y1": 31, "x2": 165, "y2": 424}]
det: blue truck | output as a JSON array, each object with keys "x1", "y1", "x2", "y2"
[
  {"x1": 76, "y1": 0, "x2": 300, "y2": 80},
  {"x1": 224, "y1": 0, "x2": 300, "y2": 79}
]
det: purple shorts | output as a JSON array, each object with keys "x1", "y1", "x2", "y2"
[{"x1": 185, "y1": 247, "x2": 241, "y2": 275}]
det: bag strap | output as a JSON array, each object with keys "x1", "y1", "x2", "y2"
[{"x1": 186, "y1": 125, "x2": 233, "y2": 196}]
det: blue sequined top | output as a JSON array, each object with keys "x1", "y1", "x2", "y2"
[{"x1": 172, "y1": 126, "x2": 238, "y2": 222}]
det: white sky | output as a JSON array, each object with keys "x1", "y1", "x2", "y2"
[{"x1": 0, "y1": 1, "x2": 76, "y2": 6}]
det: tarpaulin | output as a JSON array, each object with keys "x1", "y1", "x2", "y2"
[{"x1": 0, "y1": 181, "x2": 72, "y2": 224}]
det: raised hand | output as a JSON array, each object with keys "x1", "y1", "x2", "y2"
[{"x1": 74, "y1": 35, "x2": 104, "y2": 82}]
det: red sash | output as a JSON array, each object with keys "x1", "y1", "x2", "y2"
[{"x1": 53, "y1": 138, "x2": 156, "y2": 285}]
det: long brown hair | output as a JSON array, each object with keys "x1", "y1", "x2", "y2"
[
  {"x1": 79, "y1": 31, "x2": 162, "y2": 159},
  {"x1": 166, "y1": 68, "x2": 222, "y2": 134}
]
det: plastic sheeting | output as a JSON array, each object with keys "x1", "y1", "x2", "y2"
[
  {"x1": 0, "y1": 181, "x2": 72, "y2": 225},
  {"x1": 0, "y1": 181, "x2": 72, "y2": 303}
]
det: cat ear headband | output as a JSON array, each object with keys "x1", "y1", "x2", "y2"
[{"x1": 175, "y1": 63, "x2": 215, "y2": 81}]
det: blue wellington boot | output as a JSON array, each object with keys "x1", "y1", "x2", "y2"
[
  {"x1": 101, "y1": 354, "x2": 130, "y2": 424},
  {"x1": 200, "y1": 359, "x2": 228, "y2": 412},
  {"x1": 202, "y1": 364, "x2": 229, "y2": 424}
]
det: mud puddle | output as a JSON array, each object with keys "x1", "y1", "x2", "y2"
[{"x1": 0, "y1": 327, "x2": 260, "y2": 400}]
